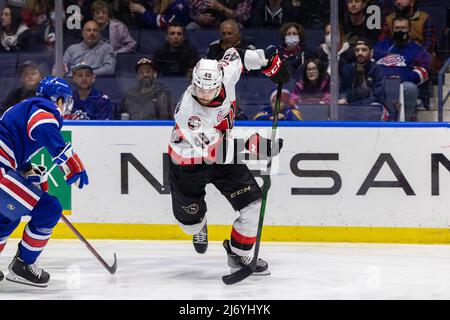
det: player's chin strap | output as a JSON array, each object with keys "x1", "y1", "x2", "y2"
[{"x1": 222, "y1": 81, "x2": 283, "y2": 285}]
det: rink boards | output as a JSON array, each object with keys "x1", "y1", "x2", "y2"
[{"x1": 11, "y1": 121, "x2": 450, "y2": 243}]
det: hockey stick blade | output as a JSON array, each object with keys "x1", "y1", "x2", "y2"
[
  {"x1": 222, "y1": 264, "x2": 254, "y2": 285},
  {"x1": 105, "y1": 253, "x2": 118, "y2": 275},
  {"x1": 61, "y1": 215, "x2": 118, "y2": 275}
]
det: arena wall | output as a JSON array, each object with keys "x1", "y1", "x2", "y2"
[{"x1": 11, "y1": 121, "x2": 450, "y2": 243}]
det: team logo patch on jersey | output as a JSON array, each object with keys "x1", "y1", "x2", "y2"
[
  {"x1": 182, "y1": 204, "x2": 200, "y2": 215},
  {"x1": 217, "y1": 110, "x2": 224, "y2": 122},
  {"x1": 188, "y1": 116, "x2": 201, "y2": 130}
]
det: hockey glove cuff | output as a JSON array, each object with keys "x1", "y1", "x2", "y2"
[
  {"x1": 245, "y1": 133, "x2": 284, "y2": 158},
  {"x1": 25, "y1": 164, "x2": 49, "y2": 192},
  {"x1": 261, "y1": 54, "x2": 291, "y2": 84},
  {"x1": 52, "y1": 143, "x2": 89, "y2": 189}
]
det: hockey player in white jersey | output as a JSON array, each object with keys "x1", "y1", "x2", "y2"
[{"x1": 168, "y1": 47, "x2": 289, "y2": 274}]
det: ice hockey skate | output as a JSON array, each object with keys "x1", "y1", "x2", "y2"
[
  {"x1": 0, "y1": 270, "x2": 4, "y2": 282},
  {"x1": 6, "y1": 255, "x2": 50, "y2": 287},
  {"x1": 223, "y1": 239, "x2": 270, "y2": 275},
  {"x1": 193, "y1": 223, "x2": 208, "y2": 254}
]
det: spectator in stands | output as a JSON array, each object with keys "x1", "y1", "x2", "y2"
[
  {"x1": 206, "y1": 18, "x2": 255, "y2": 60},
  {"x1": 0, "y1": 60, "x2": 43, "y2": 114},
  {"x1": 379, "y1": 0, "x2": 438, "y2": 110},
  {"x1": 62, "y1": 20, "x2": 116, "y2": 76},
  {"x1": 343, "y1": 0, "x2": 380, "y2": 46},
  {"x1": 20, "y1": 0, "x2": 50, "y2": 29},
  {"x1": 91, "y1": 0, "x2": 136, "y2": 53},
  {"x1": 110, "y1": 0, "x2": 145, "y2": 28},
  {"x1": 153, "y1": 22, "x2": 199, "y2": 76},
  {"x1": 379, "y1": 0, "x2": 437, "y2": 57},
  {"x1": 265, "y1": 22, "x2": 314, "y2": 76},
  {"x1": 129, "y1": 0, "x2": 190, "y2": 29},
  {"x1": 61, "y1": 0, "x2": 96, "y2": 49},
  {"x1": 119, "y1": 58, "x2": 172, "y2": 120},
  {"x1": 67, "y1": 62, "x2": 115, "y2": 120},
  {"x1": 250, "y1": 0, "x2": 296, "y2": 28},
  {"x1": 291, "y1": 58, "x2": 330, "y2": 104},
  {"x1": 339, "y1": 37, "x2": 385, "y2": 106},
  {"x1": 254, "y1": 88, "x2": 302, "y2": 121},
  {"x1": 374, "y1": 15, "x2": 431, "y2": 121},
  {"x1": 187, "y1": 0, "x2": 251, "y2": 30},
  {"x1": 0, "y1": 4, "x2": 36, "y2": 51},
  {"x1": 317, "y1": 22, "x2": 355, "y2": 75}
]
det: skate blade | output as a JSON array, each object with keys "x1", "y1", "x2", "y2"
[
  {"x1": 6, "y1": 272, "x2": 48, "y2": 288},
  {"x1": 230, "y1": 268, "x2": 271, "y2": 276}
]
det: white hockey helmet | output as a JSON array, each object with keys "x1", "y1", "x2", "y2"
[{"x1": 192, "y1": 59, "x2": 223, "y2": 102}]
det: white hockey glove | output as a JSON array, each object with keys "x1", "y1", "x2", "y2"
[{"x1": 24, "y1": 164, "x2": 49, "y2": 192}]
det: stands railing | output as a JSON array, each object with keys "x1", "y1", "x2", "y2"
[{"x1": 438, "y1": 57, "x2": 450, "y2": 122}]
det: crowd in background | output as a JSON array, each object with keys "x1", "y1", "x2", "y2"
[{"x1": 0, "y1": 0, "x2": 448, "y2": 121}]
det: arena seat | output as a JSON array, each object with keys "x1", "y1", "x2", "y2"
[
  {"x1": 0, "y1": 76, "x2": 22, "y2": 106},
  {"x1": 0, "y1": 53, "x2": 19, "y2": 77},
  {"x1": 16, "y1": 51, "x2": 54, "y2": 76},
  {"x1": 115, "y1": 52, "x2": 149, "y2": 76},
  {"x1": 338, "y1": 104, "x2": 384, "y2": 121},
  {"x1": 137, "y1": 29, "x2": 166, "y2": 54}
]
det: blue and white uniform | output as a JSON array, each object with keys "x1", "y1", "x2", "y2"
[{"x1": 0, "y1": 77, "x2": 88, "y2": 266}]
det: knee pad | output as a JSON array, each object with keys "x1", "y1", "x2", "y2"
[{"x1": 29, "y1": 193, "x2": 62, "y2": 229}]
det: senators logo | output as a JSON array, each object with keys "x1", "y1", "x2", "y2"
[
  {"x1": 182, "y1": 204, "x2": 200, "y2": 215},
  {"x1": 188, "y1": 116, "x2": 201, "y2": 130}
]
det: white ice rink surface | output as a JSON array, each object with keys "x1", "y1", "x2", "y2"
[{"x1": 2, "y1": 239, "x2": 450, "y2": 300}]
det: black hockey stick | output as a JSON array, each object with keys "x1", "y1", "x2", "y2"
[
  {"x1": 222, "y1": 81, "x2": 283, "y2": 285},
  {"x1": 61, "y1": 215, "x2": 117, "y2": 275}
]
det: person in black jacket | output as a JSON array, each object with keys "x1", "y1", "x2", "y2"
[
  {"x1": 206, "y1": 18, "x2": 255, "y2": 60},
  {"x1": 153, "y1": 22, "x2": 199, "y2": 76},
  {"x1": 338, "y1": 37, "x2": 385, "y2": 106}
]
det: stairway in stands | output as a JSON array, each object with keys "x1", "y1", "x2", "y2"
[{"x1": 417, "y1": 68, "x2": 450, "y2": 122}]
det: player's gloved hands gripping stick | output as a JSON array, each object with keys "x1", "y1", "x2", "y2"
[
  {"x1": 52, "y1": 143, "x2": 89, "y2": 189},
  {"x1": 245, "y1": 133, "x2": 283, "y2": 158},
  {"x1": 261, "y1": 54, "x2": 291, "y2": 84}
]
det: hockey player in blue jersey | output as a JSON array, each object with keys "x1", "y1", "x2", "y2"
[{"x1": 0, "y1": 76, "x2": 89, "y2": 287}]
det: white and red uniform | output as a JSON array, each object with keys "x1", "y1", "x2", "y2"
[
  {"x1": 168, "y1": 48, "x2": 268, "y2": 165},
  {"x1": 168, "y1": 48, "x2": 269, "y2": 257}
]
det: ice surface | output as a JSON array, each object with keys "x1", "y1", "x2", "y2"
[{"x1": 1, "y1": 239, "x2": 450, "y2": 299}]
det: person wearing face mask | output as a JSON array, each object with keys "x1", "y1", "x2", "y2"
[
  {"x1": 317, "y1": 22, "x2": 355, "y2": 75},
  {"x1": 374, "y1": 16, "x2": 431, "y2": 121},
  {"x1": 379, "y1": 0, "x2": 437, "y2": 57},
  {"x1": 380, "y1": 0, "x2": 437, "y2": 111},
  {"x1": 265, "y1": 22, "x2": 314, "y2": 76},
  {"x1": 339, "y1": 37, "x2": 385, "y2": 108},
  {"x1": 118, "y1": 58, "x2": 172, "y2": 120}
]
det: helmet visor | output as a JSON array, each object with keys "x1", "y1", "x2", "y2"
[{"x1": 55, "y1": 96, "x2": 74, "y2": 114}]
